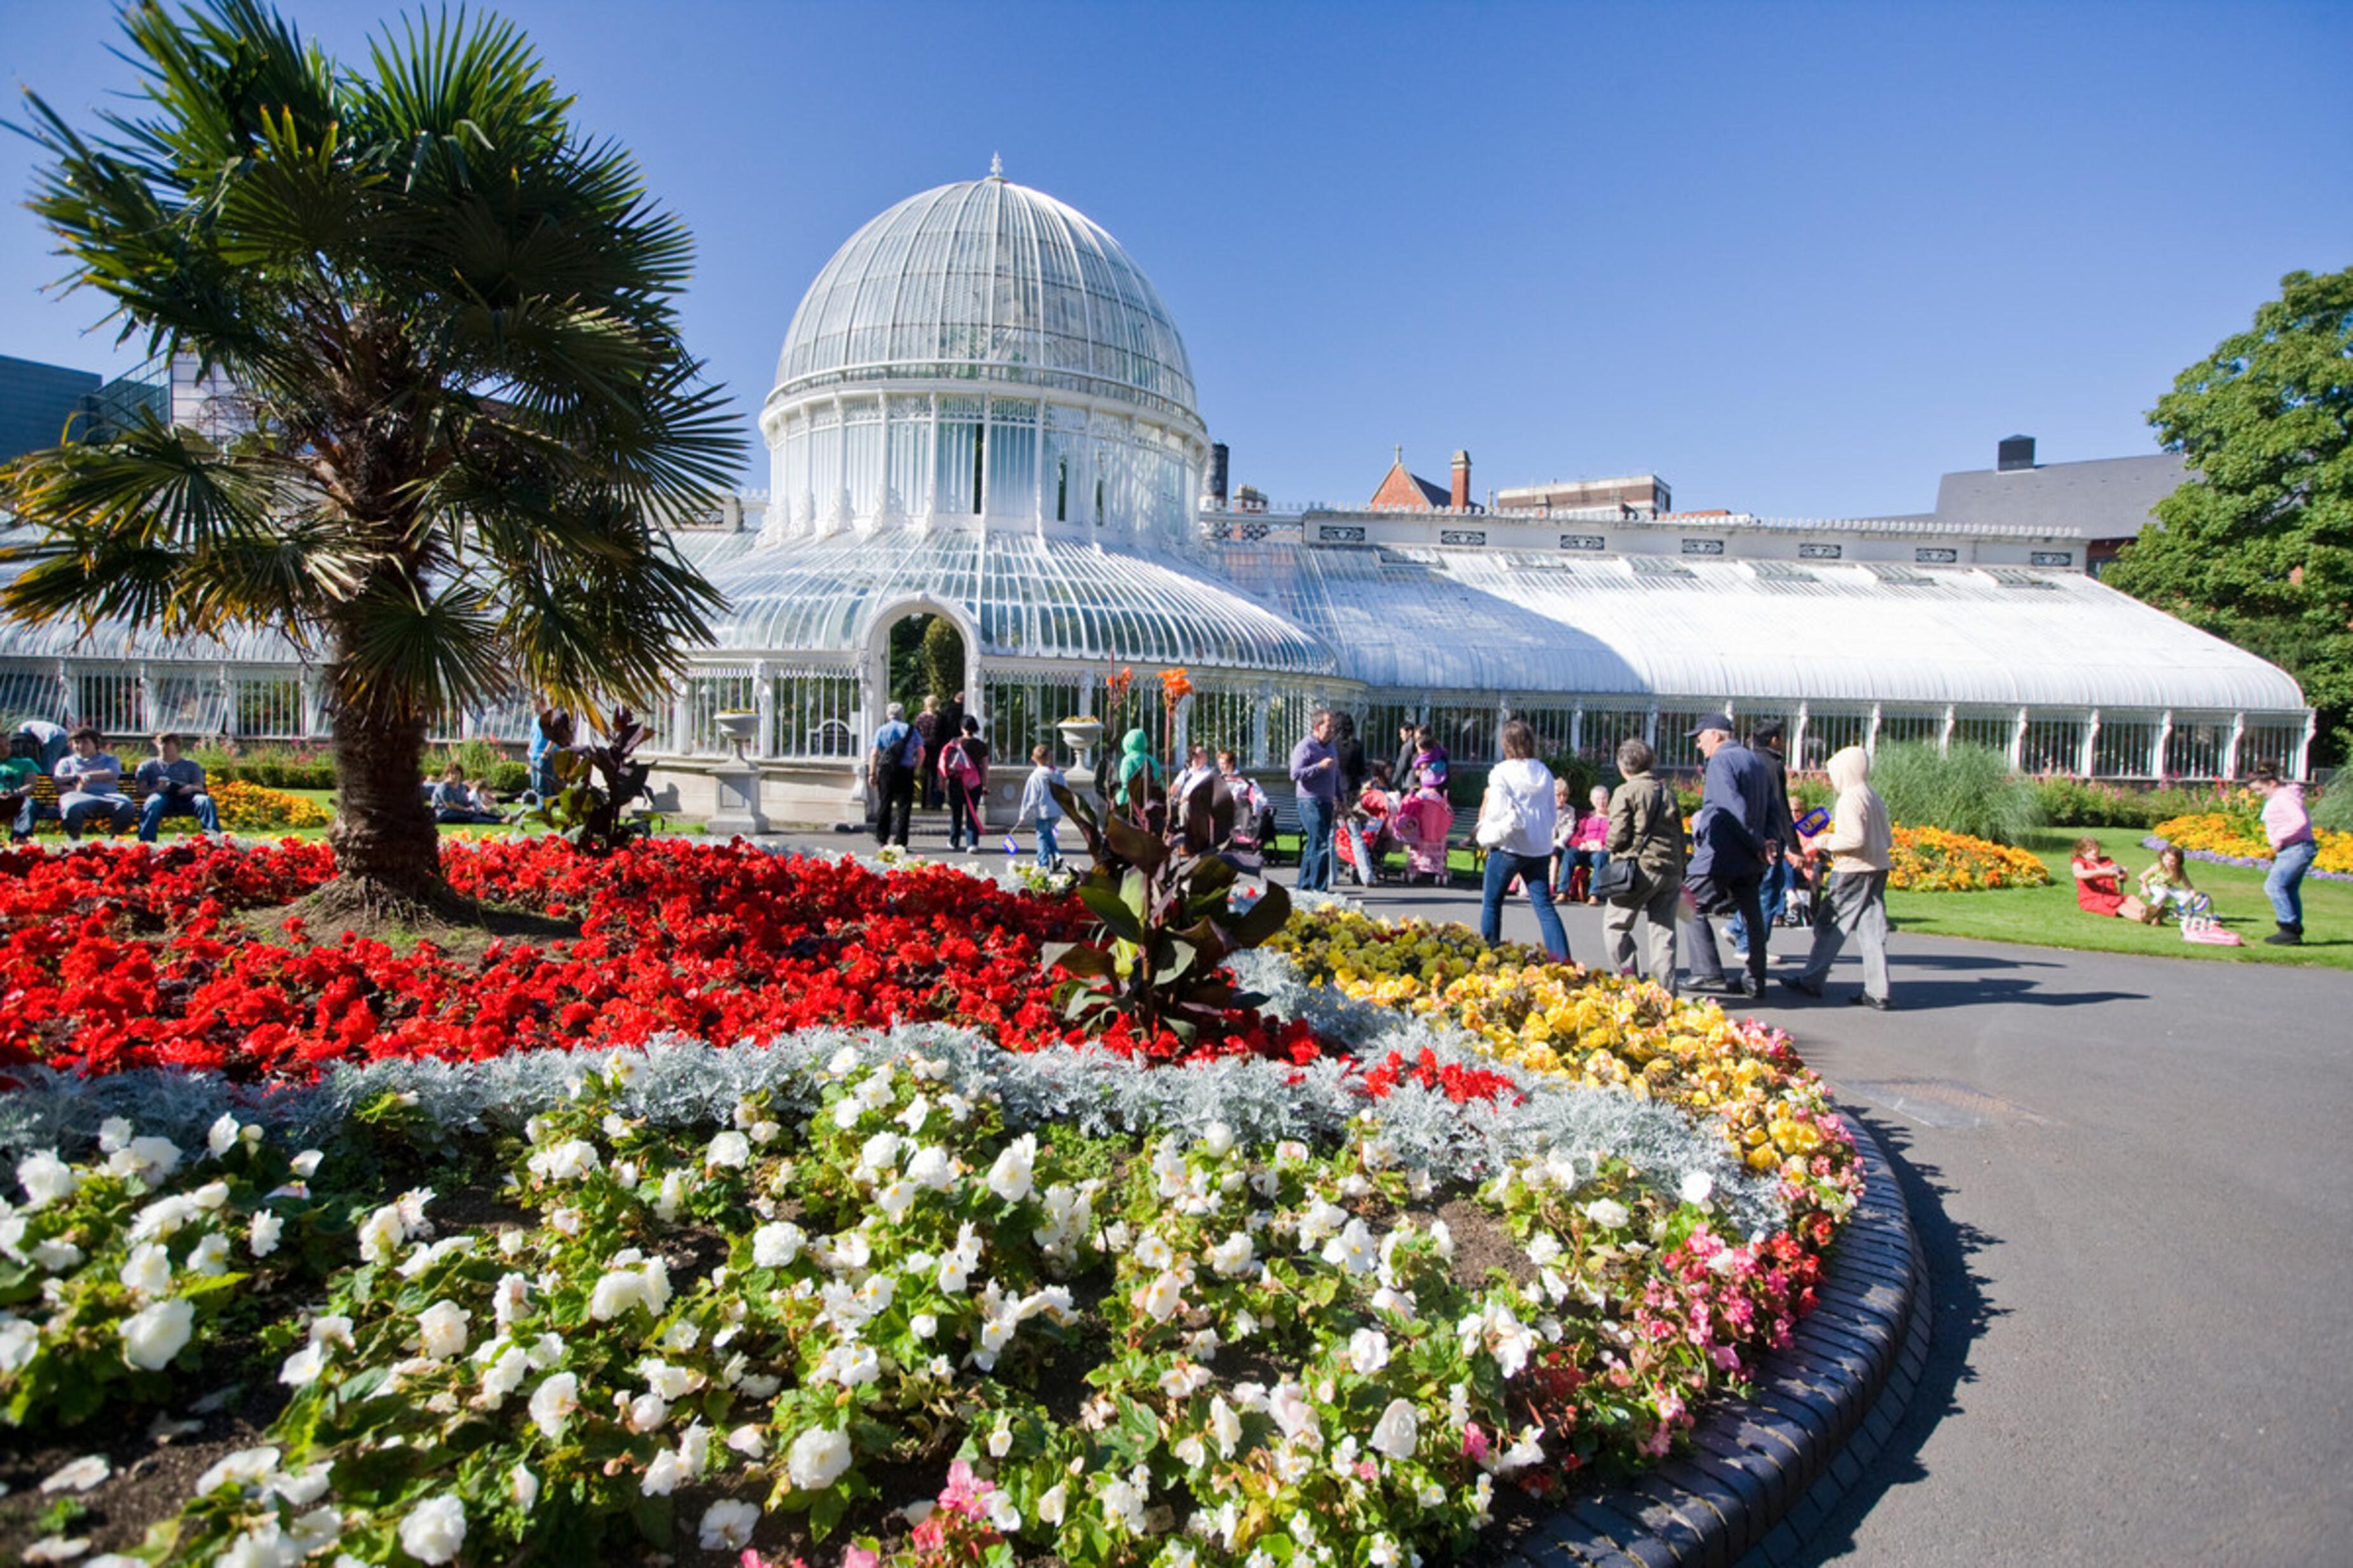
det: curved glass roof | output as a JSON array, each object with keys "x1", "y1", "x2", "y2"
[
  {"x1": 701, "y1": 532, "x2": 1332, "y2": 677},
  {"x1": 772, "y1": 174, "x2": 1199, "y2": 423},
  {"x1": 1215, "y1": 543, "x2": 2308, "y2": 712}
]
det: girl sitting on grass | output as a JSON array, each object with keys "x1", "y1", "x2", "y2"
[
  {"x1": 2137, "y1": 845, "x2": 2211, "y2": 924},
  {"x1": 2071, "y1": 836, "x2": 2134, "y2": 918}
]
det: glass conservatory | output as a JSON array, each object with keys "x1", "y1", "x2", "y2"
[{"x1": 0, "y1": 165, "x2": 2317, "y2": 822}]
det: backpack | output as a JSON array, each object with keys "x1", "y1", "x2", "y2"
[{"x1": 940, "y1": 739, "x2": 981, "y2": 789}]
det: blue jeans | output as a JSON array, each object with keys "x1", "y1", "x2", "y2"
[
  {"x1": 1343, "y1": 815, "x2": 1376, "y2": 883},
  {"x1": 1728, "y1": 856, "x2": 1790, "y2": 950},
  {"x1": 1296, "y1": 794, "x2": 1337, "y2": 892},
  {"x1": 2267, "y1": 838, "x2": 2317, "y2": 926},
  {"x1": 1036, "y1": 819, "x2": 1060, "y2": 867},
  {"x1": 139, "y1": 792, "x2": 222, "y2": 841},
  {"x1": 60, "y1": 791, "x2": 137, "y2": 838},
  {"x1": 1480, "y1": 849, "x2": 1570, "y2": 962}
]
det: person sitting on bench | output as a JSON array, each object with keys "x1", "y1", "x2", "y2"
[
  {"x1": 55, "y1": 725, "x2": 139, "y2": 838},
  {"x1": 135, "y1": 732, "x2": 223, "y2": 840}
]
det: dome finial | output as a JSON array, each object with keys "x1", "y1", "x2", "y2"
[{"x1": 988, "y1": 151, "x2": 1005, "y2": 180}]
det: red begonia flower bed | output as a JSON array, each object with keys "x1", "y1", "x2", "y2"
[{"x1": 0, "y1": 839, "x2": 1334, "y2": 1082}]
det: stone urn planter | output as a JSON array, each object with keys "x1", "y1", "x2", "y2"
[
  {"x1": 714, "y1": 711, "x2": 760, "y2": 762},
  {"x1": 1056, "y1": 716, "x2": 1103, "y2": 787}
]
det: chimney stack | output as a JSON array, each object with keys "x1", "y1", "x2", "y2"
[
  {"x1": 1209, "y1": 442, "x2": 1230, "y2": 507},
  {"x1": 1997, "y1": 434, "x2": 2036, "y2": 473},
  {"x1": 1450, "y1": 449, "x2": 1472, "y2": 510}
]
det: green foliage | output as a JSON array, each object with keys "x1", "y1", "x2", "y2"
[
  {"x1": 2027, "y1": 777, "x2": 2256, "y2": 829},
  {"x1": 2106, "y1": 267, "x2": 2353, "y2": 767},
  {"x1": 888, "y1": 615, "x2": 933, "y2": 710},
  {"x1": 921, "y1": 615, "x2": 965, "y2": 707},
  {"x1": 0, "y1": 0, "x2": 737, "y2": 885},
  {"x1": 1043, "y1": 775, "x2": 1292, "y2": 1044},
  {"x1": 2309, "y1": 778, "x2": 2353, "y2": 833},
  {"x1": 188, "y1": 741, "x2": 336, "y2": 790},
  {"x1": 525, "y1": 707, "x2": 660, "y2": 853},
  {"x1": 1869, "y1": 742, "x2": 2045, "y2": 845},
  {"x1": 1541, "y1": 754, "x2": 1602, "y2": 804}
]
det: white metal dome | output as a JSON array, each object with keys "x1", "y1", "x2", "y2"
[{"x1": 770, "y1": 167, "x2": 1199, "y2": 424}]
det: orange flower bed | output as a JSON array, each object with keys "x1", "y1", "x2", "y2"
[{"x1": 1886, "y1": 825, "x2": 2052, "y2": 891}]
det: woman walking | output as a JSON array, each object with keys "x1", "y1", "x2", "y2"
[
  {"x1": 1785, "y1": 744, "x2": 1894, "y2": 1009},
  {"x1": 1476, "y1": 719, "x2": 1569, "y2": 962},
  {"x1": 2250, "y1": 762, "x2": 2315, "y2": 945},
  {"x1": 1601, "y1": 738, "x2": 1685, "y2": 992}
]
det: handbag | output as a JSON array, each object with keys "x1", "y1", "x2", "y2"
[
  {"x1": 1591, "y1": 856, "x2": 1641, "y2": 903},
  {"x1": 1474, "y1": 787, "x2": 1527, "y2": 851}
]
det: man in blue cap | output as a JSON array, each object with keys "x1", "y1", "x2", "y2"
[{"x1": 1678, "y1": 713, "x2": 1774, "y2": 997}]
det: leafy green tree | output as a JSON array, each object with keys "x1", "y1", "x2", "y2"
[
  {"x1": 2108, "y1": 267, "x2": 2352, "y2": 766},
  {"x1": 921, "y1": 614, "x2": 964, "y2": 707},
  {"x1": 0, "y1": 0, "x2": 737, "y2": 915}
]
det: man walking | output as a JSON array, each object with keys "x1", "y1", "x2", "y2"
[
  {"x1": 1679, "y1": 714, "x2": 1773, "y2": 996},
  {"x1": 1727, "y1": 719, "x2": 1794, "y2": 950},
  {"x1": 1290, "y1": 708, "x2": 1341, "y2": 893},
  {"x1": 868, "y1": 702, "x2": 923, "y2": 849},
  {"x1": 135, "y1": 733, "x2": 223, "y2": 840}
]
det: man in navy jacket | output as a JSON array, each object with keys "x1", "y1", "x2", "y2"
[{"x1": 1679, "y1": 714, "x2": 1774, "y2": 995}]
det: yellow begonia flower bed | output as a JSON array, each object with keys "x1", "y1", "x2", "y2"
[
  {"x1": 1886, "y1": 825, "x2": 2051, "y2": 891},
  {"x1": 2152, "y1": 812, "x2": 2353, "y2": 875},
  {"x1": 1268, "y1": 908, "x2": 1860, "y2": 1219},
  {"x1": 149, "y1": 779, "x2": 333, "y2": 833}
]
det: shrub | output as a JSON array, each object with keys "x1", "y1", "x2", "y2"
[
  {"x1": 488, "y1": 758, "x2": 531, "y2": 794},
  {"x1": 2310, "y1": 778, "x2": 2353, "y2": 833},
  {"x1": 2031, "y1": 776, "x2": 2159, "y2": 829},
  {"x1": 186, "y1": 741, "x2": 336, "y2": 791},
  {"x1": 1869, "y1": 741, "x2": 2043, "y2": 845}
]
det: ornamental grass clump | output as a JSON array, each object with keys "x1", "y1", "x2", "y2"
[{"x1": 1869, "y1": 741, "x2": 2044, "y2": 846}]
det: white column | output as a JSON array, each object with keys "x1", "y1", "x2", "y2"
[
  {"x1": 1568, "y1": 702, "x2": 1583, "y2": 760},
  {"x1": 1940, "y1": 704, "x2": 1957, "y2": 755},
  {"x1": 2153, "y1": 708, "x2": 2174, "y2": 781},
  {"x1": 2009, "y1": 706, "x2": 2028, "y2": 771},
  {"x1": 1792, "y1": 702, "x2": 1811, "y2": 773},
  {"x1": 753, "y1": 660, "x2": 775, "y2": 759},
  {"x1": 2080, "y1": 708, "x2": 2101, "y2": 778},
  {"x1": 2294, "y1": 710, "x2": 2316, "y2": 781},
  {"x1": 2222, "y1": 711, "x2": 2246, "y2": 781},
  {"x1": 1252, "y1": 681, "x2": 1270, "y2": 770},
  {"x1": 1865, "y1": 702, "x2": 1884, "y2": 758}
]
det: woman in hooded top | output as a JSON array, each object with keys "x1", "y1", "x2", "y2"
[
  {"x1": 1785, "y1": 744, "x2": 1894, "y2": 1010},
  {"x1": 1112, "y1": 728, "x2": 1163, "y2": 810}
]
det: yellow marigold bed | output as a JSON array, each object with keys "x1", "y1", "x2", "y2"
[
  {"x1": 2151, "y1": 812, "x2": 2353, "y2": 875},
  {"x1": 1886, "y1": 824, "x2": 2050, "y2": 890}
]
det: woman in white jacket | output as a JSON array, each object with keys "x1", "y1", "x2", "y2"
[
  {"x1": 1477, "y1": 719, "x2": 1569, "y2": 962},
  {"x1": 1786, "y1": 744, "x2": 1894, "y2": 1009}
]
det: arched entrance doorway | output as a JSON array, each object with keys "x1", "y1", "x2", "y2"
[{"x1": 860, "y1": 598, "x2": 980, "y2": 802}]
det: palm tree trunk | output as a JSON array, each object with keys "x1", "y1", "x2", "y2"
[{"x1": 322, "y1": 702, "x2": 449, "y2": 915}]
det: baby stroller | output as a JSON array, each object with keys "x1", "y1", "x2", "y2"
[
  {"x1": 1392, "y1": 791, "x2": 1453, "y2": 884},
  {"x1": 1334, "y1": 787, "x2": 1399, "y2": 884}
]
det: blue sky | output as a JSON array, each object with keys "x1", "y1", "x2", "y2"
[{"x1": 4, "y1": 0, "x2": 2347, "y2": 517}]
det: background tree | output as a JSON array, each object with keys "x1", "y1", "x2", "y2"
[
  {"x1": 2108, "y1": 267, "x2": 2353, "y2": 767},
  {"x1": 921, "y1": 614, "x2": 964, "y2": 707},
  {"x1": 0, "y1": 0, "x2": 737, "y2": 917}
]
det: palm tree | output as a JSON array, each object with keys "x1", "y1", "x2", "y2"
[{"x1": 0, "y1": 0, "x2": 738, "y2": 918}]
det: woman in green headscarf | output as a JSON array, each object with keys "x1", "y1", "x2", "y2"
[{"x1": 1112, "y1": 727, "x2": 1163, "y2": 807}]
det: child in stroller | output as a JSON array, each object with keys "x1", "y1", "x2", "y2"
[{"x1": 1337, "y1": 761, "x2": 1401, "y2": 883}]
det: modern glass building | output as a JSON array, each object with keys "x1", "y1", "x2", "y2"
[{"x1": 0, "y1": 167, "x2": 2314, "y2": 821}]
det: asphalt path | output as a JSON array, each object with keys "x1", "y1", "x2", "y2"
[{"x1": 772, "y1": 830, "x2": 2353, "y2": 1565}]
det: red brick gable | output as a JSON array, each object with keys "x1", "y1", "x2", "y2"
[{"x1": 1369, "y1": 456, "x2": 1450, "y2": 510}]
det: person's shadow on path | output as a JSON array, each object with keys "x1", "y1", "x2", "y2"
[{"x1": 1767, "y1": 1113, "x2": 2001, "y2": 1566}]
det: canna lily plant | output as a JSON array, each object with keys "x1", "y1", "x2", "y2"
[{"x1": 1042, "y1": 770, "x2": 1292, "y2": 1044}]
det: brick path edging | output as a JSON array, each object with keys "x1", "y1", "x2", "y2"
[{"x1": 1500, "y1": 1110, "x2": 1927, "y2": 1568}]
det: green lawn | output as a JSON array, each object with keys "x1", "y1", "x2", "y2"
[{"x1": 1883, "y1": 826, "x2": 2353, "y2": 971}]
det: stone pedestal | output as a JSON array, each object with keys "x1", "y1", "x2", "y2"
[{"x1": 706, "y1": 765, "x2": 770, "y2": 837}]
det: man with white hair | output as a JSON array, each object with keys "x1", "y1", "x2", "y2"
[
  {"x1": 1678, "y1": 713, "x2": 1774, "y2": 997},
  {"x1": 868, "y1": 701, "x2": 923, "y2": 849}
]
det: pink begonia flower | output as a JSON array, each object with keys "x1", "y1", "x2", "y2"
[
  {"x1": 842, "y1": 1551, "x2": 880, "y2": 1568},
  {"x1": 940, "y1": 1458, "x2": 992, "y2": 1517},
  {"x1": 1462, "y1": 1422, "x2": 1490, "y2": 1463}
]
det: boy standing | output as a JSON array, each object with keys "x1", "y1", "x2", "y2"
[{"x1": 1014, "y1": 744, "x2": 1066, "y2": 868}]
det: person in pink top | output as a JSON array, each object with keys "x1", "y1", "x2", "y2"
[
  {"x1": 1557, "y1": 783, "x2": 1613, "y2": 901},
  {"x1": 2249, "y1": 762, "x2": 2315, "y2": 945}
]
